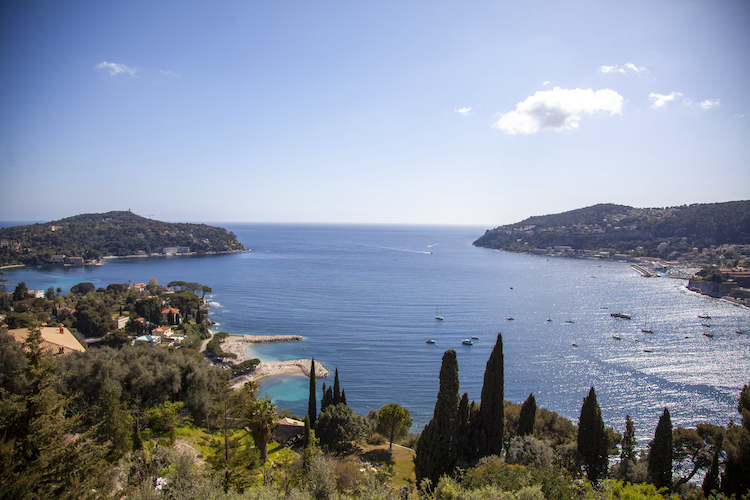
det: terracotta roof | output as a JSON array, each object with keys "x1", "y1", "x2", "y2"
[{"x1": 8, "y1": 326, "x2": 85, "y2": 354}]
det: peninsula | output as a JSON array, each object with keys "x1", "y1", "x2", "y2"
[
  {"x1": 0, "y1": 210, "x2": 247, "y2": 267},
  {"x1": 473, "y1": 201, "x2": 750, "y2": 266}
]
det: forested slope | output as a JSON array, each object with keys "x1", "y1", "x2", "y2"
[
  {"x1": 473, "y1": 201, "x2": 750, "y2": 257},
  {"x1": 0, "y1": 211, "x2": 246, "y2": 266}
]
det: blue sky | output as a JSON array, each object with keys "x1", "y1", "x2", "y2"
[{"x1": 1, "y1": 0, "x2": 748, "y2": 226}]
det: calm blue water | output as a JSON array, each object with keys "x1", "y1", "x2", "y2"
[{"x1": 3, "y1": 223, "x2": 749, "y2": 442}]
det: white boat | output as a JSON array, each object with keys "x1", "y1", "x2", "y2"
[
  {"x1": 565, "y1": 319, "x2": 574, "y2": 324},
  {"x1": 572, "y1": 343, "x2": 578, "y2": 347},
  {"x1": 462, "y1": 339, "x2": 473, "y2": 345},
  {"x1": 435, "y1": 306, "x2": 444, "y2": 321},
  {"x1": 471, "y1": 336, "x2": 479, "y2": 339},
  {"x1": 426, "y1": 339, "x2": 436, "y2": 344},
  {"x1": 612, "y1": 335, "x2": 622, "y2": 340}
]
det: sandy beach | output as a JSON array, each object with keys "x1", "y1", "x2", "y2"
[{"x1": 218, "y1": 334, "x2": 329, "y2": 389}]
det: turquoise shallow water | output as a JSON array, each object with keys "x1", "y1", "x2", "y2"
[{"x1": 3, "y1": 223, "x2": 749, "y2": 441}]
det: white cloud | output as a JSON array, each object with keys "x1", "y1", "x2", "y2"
[
  {"x1": 600, "y1": 65, "x2": 624, "y2": 74},
  {"x1": 492, "y1": 87, "x2": 623, "y2": 134},
  {"x1": 542, "y1": 81, "x2": 550, "y2": 86},
  {"x1": 95, "y1": 61, "x2": 139, "y2": 77},
  {"x1": 699, "y1": 99, "x2": 720, "y2": 110},
  {"x1": 650, "y1": 92, "x2": 682, "y2": 108},
  {"x1": 600, "y1": 63, "x2": 648, "y2": 74},
  {"x1": 160, "y1": 70, "x2": 181, "y2": 79},
  {"x1": 455, "y1": 107, "x2": 472, "y2": 116}
]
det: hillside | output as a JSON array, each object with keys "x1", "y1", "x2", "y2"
[
  {"x1": 473, "y1": 201, "x2": 750, "y2": 261},
  {"x1": 0, "y1": 211, "x2": 247, "y2": 266}
]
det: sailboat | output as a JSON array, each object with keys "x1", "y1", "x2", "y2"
[
  {"x1": 435, "y1": 306, "x2": 444, "y2": 321},
  {"x1": 641, "y1": 318, "x2": 653, "y2": 334}
]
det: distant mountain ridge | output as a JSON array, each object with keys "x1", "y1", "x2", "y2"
[
  {"x1": 473, "y1": 201, "x2": 750, "y2": 258},
  {"x1": 0, "y1": 211, "x2": 247, "y2": 266}
]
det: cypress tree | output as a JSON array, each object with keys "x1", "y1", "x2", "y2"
[
  {"x1": 333, "y1": 368, "x2": 341, "y2": 405},
  {"x1": 578, "y1": 386, "x2": 609, "y2": 484},
  {"x1": 414, "y1": 420, "x2": 440, "y2": 486},
  {"x1": 620, "y1": 414, "x2": 637, "y2": 481},
  {"x1": 518, "y1": 393, "x2": 537, "y2": 436},
  {"x1": 648, "y1": 407, "x2": 673, "y2": 491},
  {"x1": 455, "y1": 393, "x2": 472, "y2": 464},
  {"x1": 308, "y1": 358, "x2": 317, "y2": 426},
  {"x1": 340, "y1": 388, "x2": 347, "y2": 406},
  {"x1": 478, "y1": 332, "x2": 504, "y2": 457},
  {"x1": 322, "y1": 386, "x2": 334, "y2": 410},
  {"x1": 414, "y1": 349, "x2": 460, "y2": 485}
]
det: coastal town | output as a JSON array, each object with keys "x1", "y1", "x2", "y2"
[{"x1": 0, "y1": 278, "x2": 326, "y2": 383}]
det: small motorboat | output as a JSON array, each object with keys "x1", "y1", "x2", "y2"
[{"x1": 462, "y1": 339, "x2": 473, "y2": 345}]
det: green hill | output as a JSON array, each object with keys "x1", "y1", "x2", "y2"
[
  {"x1": 0, "y1": 211, "x2": 246, "y2": 266},
  {"x1": 473, "y1": 201, "x2": 750, "y2": 260}
]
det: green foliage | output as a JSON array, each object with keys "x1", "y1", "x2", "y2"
[
  {"x1": 96, "y1": 371, "x2": 133, "y2": 459},
  {"x1": 720, "y1": 380, "x2": 750, "y2": 496},
  {"x1": 0, "y1": 334, "x2": 112, "y2": 499},
  {"x1": 0, "y1": 211, "x2": 247, "y2": 266},
  {"x1": 582, "y1": 479, "x2": 680, "y2": 500},
  {"x1": 474, "y1": 201, "x2": 750, "y2": 256},
  {"x1": 479, "y1": 333, "x2": 505, "y2": 458},
  {"x1": 230, "y1": 358, "x2": 261, "y2": 376},
  {"x1": 73, "y1": 296, "x2": 114, "y2": 337},
  {"x1": 55, "y1": 346, "x2": 224, "y2": 424},
  {"x1": 316, "y1": 403, "x2": 369, "y2": 456},
  {"x1": 461, "y1": 456, "x2": 576, "y2": 500},
  {"x1": 206, "y1": 331, "x2": 238, "y2": 360},
  {"x1": 70, "y1": 282, "x2": 95, "y2": 296},
  {"x1": 507, "y1": 436, "x2": 555, "y2": 467},
  {"x1": 239, "y1": 394, "x2": 277, "y2": 463},
  {"x1": 518, "y1": 393, "x2": 537, "y2": 437},
  {"x1": 578, "y1": 387, "x2": 609, "y2": 484},
  {"x1": 309, "y1": 358, "x2": 317, "y2": 427},
  {"x1": 415, "y1": 349, "x2": 460, "y2": 485},
  {"x1": 376, "y1": 403, "x2": 413, "y2": 453},
  {"x1": 615, "y1": 415, "x2": 638, "y2": 483},
  {"x1": 648, "y1": 407, "x2": 673, "y2": 490}
]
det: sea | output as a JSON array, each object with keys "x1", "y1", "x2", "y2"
[{"x1": 2, "y1": 223, "x2": 748, "y2": 443}]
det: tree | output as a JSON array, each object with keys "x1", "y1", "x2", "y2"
[
  {"x1": 0, "y1": 328, "x2": 111, "y2": 498},
  {"x1": 308, "y1": 358, "x2": 317, "y2": 427},
  {"x1": 97, "y1": 371, "x2": 133, "y2": 459},
  {"x1": 333, "y1": 368, "x2": 341, "y2": 405},
  {"x1": 648, "y1": 407, "x2": 673, "y2": 491},
  {"x1": 376, "y1": 403, "x2": 413, "y2": 454},
  {"x1": 12, "y1": 281, "x2": 29, "y2": 302},
  {"x1": 478, "y1": 333, "x2": 505, "y2": 458},
  {"x1": 70, "y1": 282, "x2": 95, "y2": 296},
  {"x1": 618, "y1": 415, "x2": 637, "y2": 482},
  {"x1": 73, "y1": 297, "x2": 114, "y2": 337},
  {"x1": 415, "y1": 349, "x2": 460, "y2": 485},
  {"x1": 518, "y1": 393, "x2": 537, "y2": 436},
  {"x1": 721, "y1": 380, "x2": 750, "y2": 495},
  {"x1": 702, "y1": 428, "x2": 723, "y2": 495},
  {"x1": 316, "y1": 403, "x2": 368, "y2": 455},
  {"x1": 578, "y1": 387, "x2": 608, "y2": 484},
  {"x1": 241, "y1": 395, "x2": 277, "y2": 463}
]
